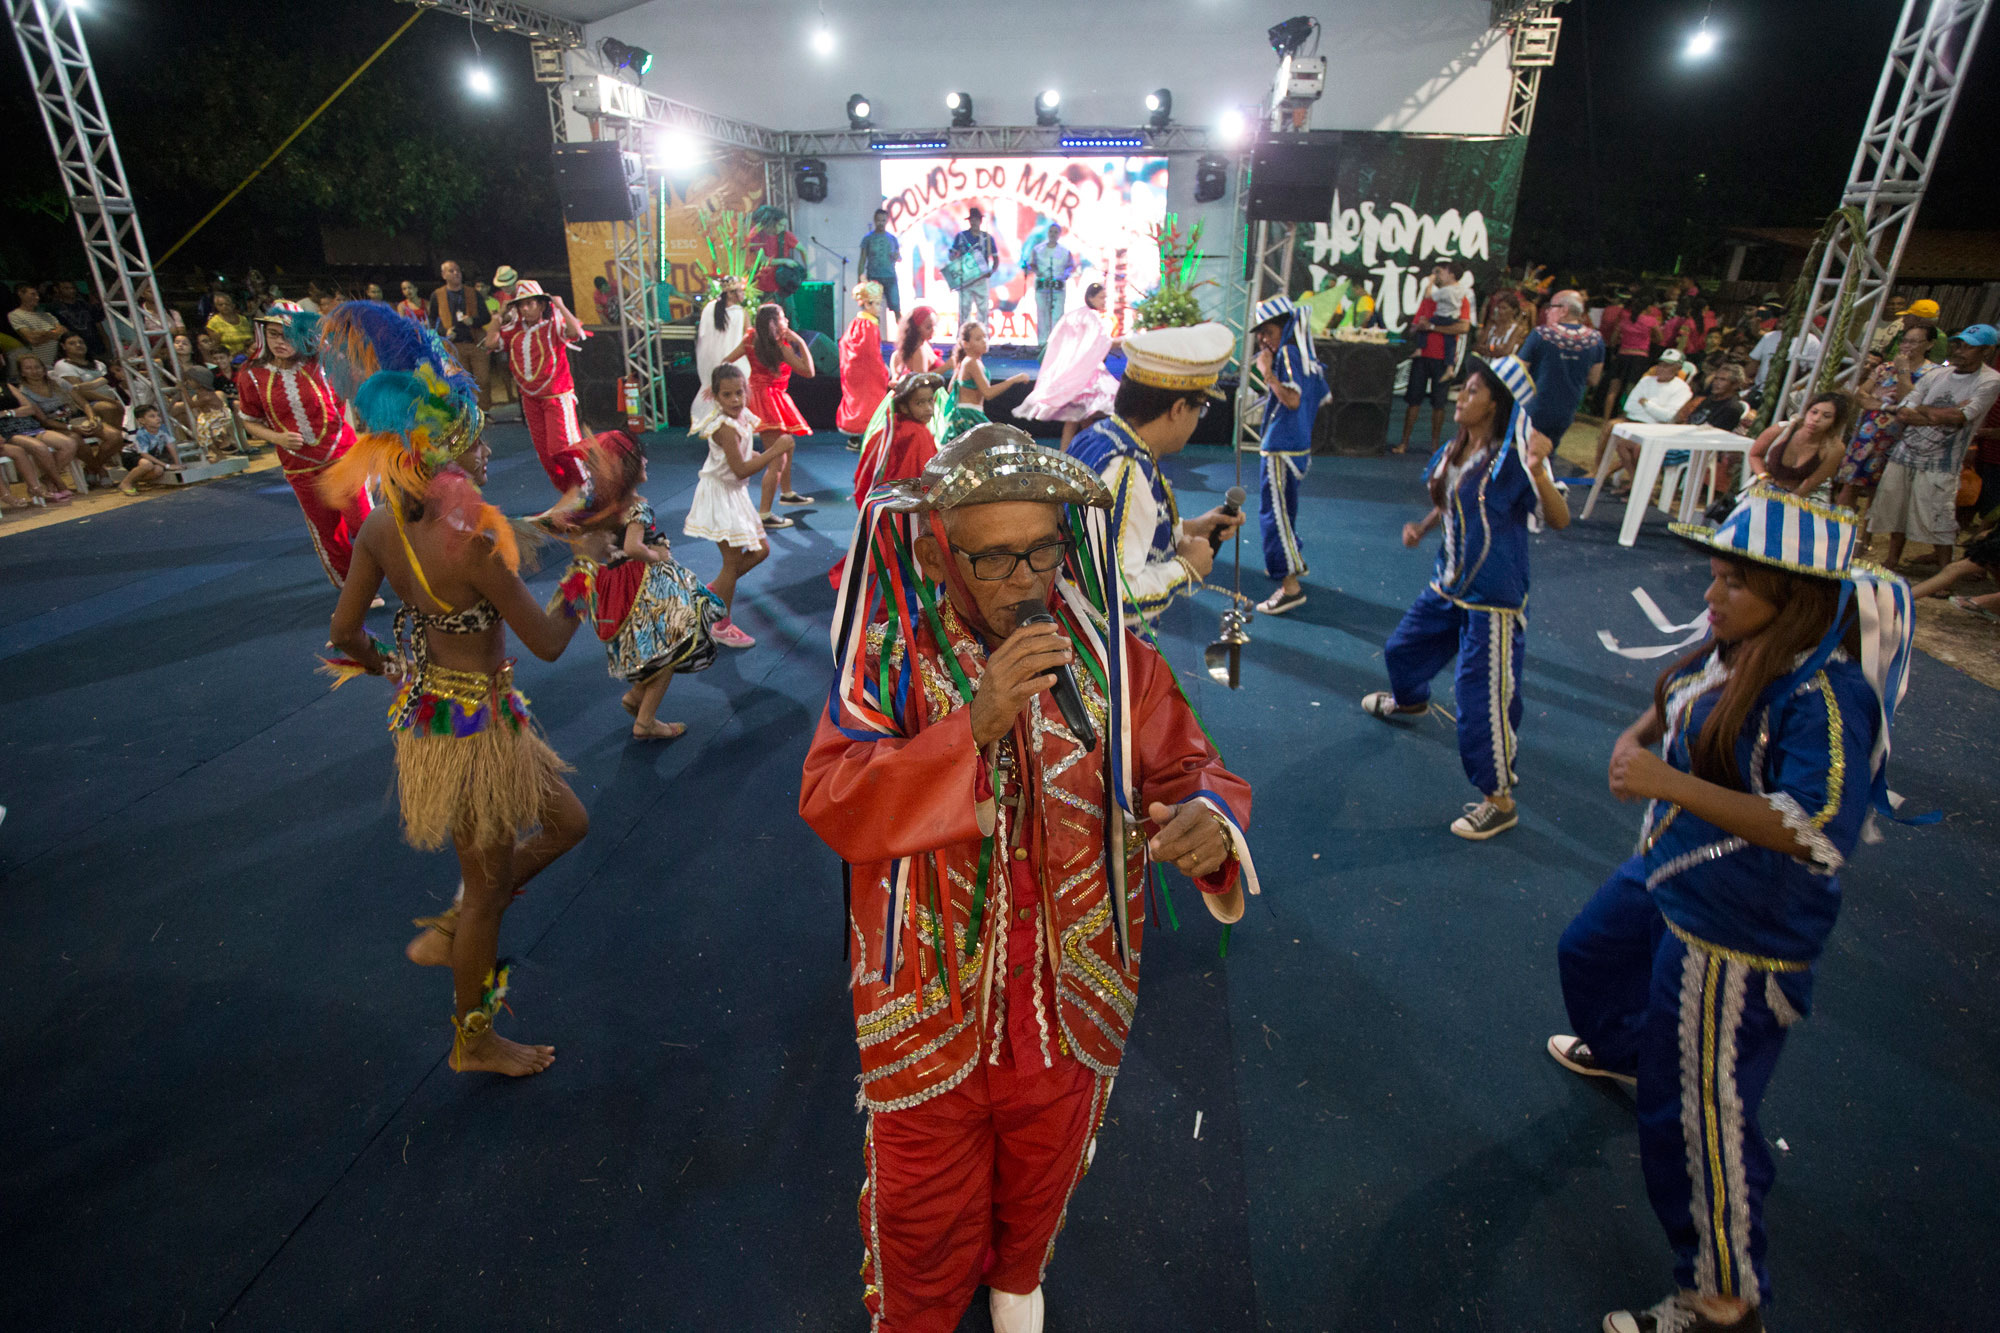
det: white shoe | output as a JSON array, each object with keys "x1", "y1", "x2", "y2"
[{"x1": 989, "y1": 1285, "x2": 1044, "y2": 1333}]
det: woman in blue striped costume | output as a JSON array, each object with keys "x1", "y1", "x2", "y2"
[
  {"x1": 1361, "y1": 354, "x2": 1570, "y2": 840},
  {"x1": 1553, "y1": 485, "x2": 1921, "y2": 1333},
  {"x1": 1250, "y1": 296, "x2": 1329, "y2": 616}
]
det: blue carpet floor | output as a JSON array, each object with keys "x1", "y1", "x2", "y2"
[{"x1": 2, "y1": 418, "x2": 1994, "y2": 1331}]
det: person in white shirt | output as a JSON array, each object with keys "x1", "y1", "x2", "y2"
[
  {"x1": 1750, "y1": 327, "x2": 1822, "y2": 389},
  {"x1": 1597, "y1": 350, "x2": 1694, "y2": 493},
  {"x1": 1868, "y1": 324, "x2": 2000, "y2": 570}
]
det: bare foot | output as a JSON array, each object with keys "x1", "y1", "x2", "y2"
[
  {"x1": 451, "y1": 1029, "x2": 556, "y2": 1076},
  {"x1": 369, "y1": 596, "x2": 385, "y2": 609},
  {"x1": 631, "y1": 719, "x2": 686, "y2": 741},
  {"x1": 1390, "y1": 445, "x2": 1408, "y2": 455},
  {"x1": 405, "y1": 925, "x2": 453, "y2": 967},
  {"x1": 620, "y1": 689, "x2": 641, "y2": 717}
]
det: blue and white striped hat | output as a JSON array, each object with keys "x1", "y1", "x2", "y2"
[
  {"x1": 1253, "y1": 295, "x2": 1320, "y2": 376},
  {"x1": 1668, "y1": 482, "x2": 1856, "y2": 579}
]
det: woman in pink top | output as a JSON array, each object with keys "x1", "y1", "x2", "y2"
[{"x1": 1601, "y1": 291, "x2": 1664, "y2": 427}]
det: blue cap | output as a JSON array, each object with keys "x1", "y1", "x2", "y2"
[{"x1": 1952, "y1": 323, "x2": 1999, "y2": 347}]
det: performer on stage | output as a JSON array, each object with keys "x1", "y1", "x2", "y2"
[
  {"x1": 1023, "y1": 223, "x2": 1076, "y2": 347},
  {"x1": 1014, "y1": 283, "x2": 1120, "y2": 448},
  {"x1": 317, "y1": 300, "x2": 595, "y2": 1078},
  {"x1": 805, "y1": 424, "x2": 1258, "y2": 1333},
  {"x1": 838, "y1": 281, "x2": 893, "y2": 446},
  {"x1": 558, "y1": 430, "x2": 724, "y2": 741},
  {"x1": 859, "y1": 209, "x2": 903, "y2": 319},
  {"x1": 687, "y1": 363, "x2": 791, "y2": 649},
  {"x1": 484, "y1": 280, "x2": 587, "y2": 492},
  {"x1": 1552, "y1": 484, "x2": 1917, "y2": 1333},
  {"x1": 1248, "y1": 296, "x2": 1329, "y2": 616},
  {"x1": 946, "y1": 208, "x2": 1000, "y2": 332},
  {"x1": 931, "y1": 321, "x2": 1028, "y2": 443},
  {"x1": 235, "y1": 301, "x2": 372, "y2": 587},
  {"x1": 892, "y1": 306, "x2": 939, "y2": 379},
  {"x1": 739, "y1": 302, "x2": 816, "y2": 527},
  {"x1": 1362, "y1": 354, "x2": 1570, "y2": 840},
  {"x1": 692, "y1": 276, "x2": 750, "y2": 422},
  {"x1": 1065, "y1": 323, "x2": 1244, "y2": 625}
]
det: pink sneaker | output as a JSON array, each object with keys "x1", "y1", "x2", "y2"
[{"x1": 711, "y1": 617, "x2": 755, "y2": 649}]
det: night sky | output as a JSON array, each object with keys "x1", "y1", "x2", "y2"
[{"x1": 0, "y1": 0, "x2": 1993, "y2": 283}]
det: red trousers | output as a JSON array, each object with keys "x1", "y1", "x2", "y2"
[
  {"x1": 860, "y1": 1054, "x2": 1108, "y2": 1332},
  {"x1": 521, "y1": 391, "x2": 583, "y2": 490},
  {"x1": 281, "y1": 457, "x2": 371, "y2": 587}
]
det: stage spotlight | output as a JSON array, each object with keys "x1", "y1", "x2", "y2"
[
  {"x1": 656, "y1": 129, "x2": 704, "y2": 176},
  {"x1": 598, "y1": 37, "x2": 654, "y2": 80},
  {"x1": 795, "y1": 157, "x2": 829, "y2": 203},
  {"x1": 1035, "y1": 89, "x2": 1061, "y2": 127},
  {"x1": 1194, "y1": 154, "x2": 1228, "y2": 204},
  {"x1": 1145, "y1": 89, "x2": 1172, "y2": 129},
  {"x1": 1215, "y1": 108, "x2": 1247, "y2": 147},
  {"x1": 812, "y1": 26, "x2": 835, "y2": 56},
  {"x1": 465, "y1": 64, "x2": 496, "y2": 97},
  {"x1": 947, "y1": 91, "x2": 975, "y2": 128},
  {"x1": 1268, "y1": 16, "x2": 1317, "y2": 55},
  {"x1": 846, "y1": 94, "x2": 874, "y2": 129},
  {"x1": 1684, "y1": 22, "x2": 1718, "y2": 59}
]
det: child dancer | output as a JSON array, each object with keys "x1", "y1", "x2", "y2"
[
  {"x1": 485, "y1": 280, "x2": 587, "y2": 492},
  {"x1": 1553, "y1": 485, "x2": 1918, "y2": 1333},
  {"x1": 560, "y1": 430, "x2": 724, "y2": 740},
  {"x1": 1015, "y1": 281, "x2": 1120, "y2": 449},
  {"x1": 930, "y1": 319, "x2": 1029, "y2": 443},
  {"x1": 692, "y1": 276, "x2": 749, "y2": 421},
  {"x1": 739, "y1": 302, "x2": 815, "y2": 526},
  {"x1": 851, "y1": 372, "x2": 944, "y2": 500},
  {"x1": 891, "y1": 305, "x2": 938, "y2": 378},
  {"x1": 686, "y1": 363, "x2": 791, "y2": 649},
  {"x1": 837, "y1": 280, "x2": 892, "y2": 448},
  {"x1": 1250, "y1": 296, "x2": 1329, "y2": 615},
  {"x1": 1361, "y1": 354, "x2": 1571, "y2": 840}
]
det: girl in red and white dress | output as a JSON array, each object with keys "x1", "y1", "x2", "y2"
[
  {"x1": 236, "y1": 301, "x2": 372, "y2": 586},
  {"x1": 736, "y1": 302, "x2": 815, "y2": 527},
  {"x1": 485, "y1": 280, "x2": 588, "y2": 492}
]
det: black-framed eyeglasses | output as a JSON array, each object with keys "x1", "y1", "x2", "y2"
[{"x1": 950, "y1": 537, "x2": 1073, "y2": 582}]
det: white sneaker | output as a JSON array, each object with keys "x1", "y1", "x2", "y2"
[{"x1": 989, "y1": 1285, "x2": 1044, "y2": 1333}]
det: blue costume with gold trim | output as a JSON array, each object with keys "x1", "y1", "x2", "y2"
[
  {"x1": 1066, "y1": 415, "x2": 1195, "y2": 625},
  {"x1": 1253, "y1": 296, "x2": 1328, "y2": 581}
]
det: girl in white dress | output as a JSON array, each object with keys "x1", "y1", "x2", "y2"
[
  {"x1": 684, "y1": 363, "x2": 793, "y2": 649},
  {"x1": 690, "y1": 277, "x2": 750, "y2": 421}
]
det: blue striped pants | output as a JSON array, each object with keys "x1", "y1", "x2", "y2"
[
  {"x1": 1559, "y1": 861, "x2": 1804, "y2": 1309},
  {"x1": 1259, "y1": 450, "x2": 1309, "y2": 580},
  {"x1": 1381, "y1": 587, "x2": 1524, "y2": 796}
]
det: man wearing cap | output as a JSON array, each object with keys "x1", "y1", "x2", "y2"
[
  {"x1": 235, "y1": 302, "x2": 372, "y2": 586},
  {"x1": 1064, "y1": 322, "x2": 1245, "y2": 625},
  {"x1": 482, "y1": 280, "x2": 588, "y2": 491},
  {"x1": 1871, "y1": 323, "x2": 2000, "y2": 570},
  {"x1": 1597, "y1": 349, "x2": 1695, "y2": 493},
  {"x1": 947, "y1": 207, "x2": 1000, "y2": 332},
  {"x1": 805, "y1": 424, "x2": 1256, "y2": 1333}
]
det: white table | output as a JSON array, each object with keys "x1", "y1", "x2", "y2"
[{"x1": 1580, "y1": 421, "x2": 1753, "y2": 547}]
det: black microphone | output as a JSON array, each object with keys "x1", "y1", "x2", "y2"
[
  {"x1": 1208, "y1": 485, "x2": 1247, "y2": 552},
  {"x1": 1008, "y1": 599, "x2": 1098, "y2": 752}
]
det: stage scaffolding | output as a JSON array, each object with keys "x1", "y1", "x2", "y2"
[
  {"x1": 6, "y1": 0, "x2": 239, "y2": 482},
  {"x1": 1770, "y1": 0, "x2": 1993, "y2": 417}
]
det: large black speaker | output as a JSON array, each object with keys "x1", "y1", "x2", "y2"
[
  {"x1": 795, "y1": 157, "x2": 829, "y2": 203},
  {"x1": 553, "y1": 142, "x2": 643, "y2": 223},
  {"x1": 1248, "y1": 132, "x2": 1340, "y2": 223}
]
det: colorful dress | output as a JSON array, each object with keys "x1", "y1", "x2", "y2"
[
  {"x1": 1014, "y1": 307, "x2": 1118, "y2": 424},
  {"x1": 236, "y1": 360, "x2": 372, "y2": 587},
  {"x1": 1836, "y1": 360, "x2": 1929, "y2": 491},
  {"x1": 746, "y1": 344, "x2": 811, "y2": 436},
  {"x1": 685, "y1": 404, "x2": 767, "y2": 549},
  {"x1": 928, "y1": 357, "x2": 992, "y2": 445},
  {"x1": 592, "y1": 498, "x2": 724, "y2": 682},
  {"x1": 837, "y1": 312, "x2": 891, "y2": 435}
]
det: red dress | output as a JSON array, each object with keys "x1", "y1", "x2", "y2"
[
  {"x1": 236, "y1": 361, "x2": 371, "y2": 587},
  {"x1": 837, "y1": 313, "x2": 891, "y2": 434},
  {"x1": 746, "y1": 345, "x2": 811, "y2": 435}
]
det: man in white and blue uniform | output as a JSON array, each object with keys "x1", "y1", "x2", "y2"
[
  {"x1": 1249, "y1": 296, "x2": 1329, "y2": 615},
  {"x1": 1065, "y1": 323, "x2": 1243, "y2": 626}
]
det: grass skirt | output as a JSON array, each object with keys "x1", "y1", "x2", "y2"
[{"x1": 390, "y1": 667, "x2": 571, "y2": 851}]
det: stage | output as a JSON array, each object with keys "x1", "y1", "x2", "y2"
[{"x1": 2, "y1": 420, "x2": 1993, "y2": 1330}]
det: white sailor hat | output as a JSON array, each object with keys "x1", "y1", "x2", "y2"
[{"x1": 1121, "y1": 322, "x2": 1234, "y2": 397}]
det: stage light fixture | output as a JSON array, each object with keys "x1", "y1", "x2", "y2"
[
  {"x1": 947, "y1": 92, "x2": 975, "y2": 128},
  {"x1": 812, "y1": 26, "x2": 835, "y2": 56},
  {"x1": 1268, "y1": 16, "x2": 1317, "y2": 55},
  {"x1": 1194, "y1": 154, "x2": 1229, "y2": 204},
  {"x1": 599, "y1": 37, "x2": 654, "y2": 81},
  {"x1": 870, "y1": 134, "x2": 950, "y2": 152},
  {"x1": 846, "y1": 94, "x2": 874, "y2": 129},
  {"x1": 465, "y1": 64, "x2": 496, "y2": 97},
  {"x1": 1035, "y1": 89, "x2": 1061, "y2": 127},
  {"x1": 795, "y1": 157, "x2": 829, "y2": 204},
  {"x1": 1145, "y1": 89, "x2": 1173, "y2": 129},
  {"x1": 655, "y1": 129, "x2": 705, "y2": 176},
  {"x1": 1685, "y1": 22, "x2": 1718, "y2": 59},
  {"x1": 1060, "y1": 133, "x2": 1145, "y2": 152},
  {"x1": 1215, "y1": 108, "x2": 1247, "y2": 147}
]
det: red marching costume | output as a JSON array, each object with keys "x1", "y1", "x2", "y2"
[
  {"x1": 236, "y1": 304, "x2": 371, "y2": 586},
  {"x1": 490, "y1": 280, "x2": 587, "y2": 491},
  {"x1": 802, "y1": 426, "x2": 1258, "y2": 1333}
]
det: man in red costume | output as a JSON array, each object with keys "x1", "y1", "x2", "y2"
[
  {"x1": 236, "y1": 302, "x2": 372, "y2": 586},
  {"x1": 484, "y1": 279, "x2": 588, "y2": 491},
  {"x1": 802, "y1": 424, "x2": 1257, "y2": 1333}
]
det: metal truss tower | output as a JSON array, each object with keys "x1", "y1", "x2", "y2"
[
  {"x1": 1772, "y1": 0, "x2": 1993, "y2": 414},
  {"x1": 1498, "y1": 3, "x2": 1564, "y2": 137},
  {"x1": 7, "y1": 0, "x2": 239, "y2": 478}
]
